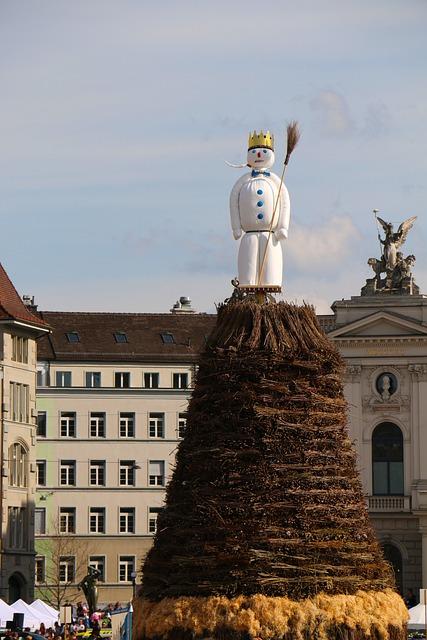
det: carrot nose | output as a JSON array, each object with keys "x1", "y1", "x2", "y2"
[{"x1": 257, "y1": 151, "x2": 261, "y2": 158}]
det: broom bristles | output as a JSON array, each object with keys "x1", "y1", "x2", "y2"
[{"x1": 285, "y1": 120, "x2": 300, "y2": 165}]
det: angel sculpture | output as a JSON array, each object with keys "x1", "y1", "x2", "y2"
[{"x1": 376, "y1": 215, "x2": 417, "y2": 271}]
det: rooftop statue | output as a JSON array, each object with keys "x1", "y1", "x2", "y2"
[
  {"x1": 228, "y1": 125, "x2": 299, "y2": 295},
  {"x1": 361, "y1": 212, "x2": 418, "y2": 296}
]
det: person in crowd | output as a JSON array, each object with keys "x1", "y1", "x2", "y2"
[{"x1": 405, "y1": 588, "x2": 417, "y2": 608}]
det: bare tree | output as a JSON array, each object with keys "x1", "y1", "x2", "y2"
[{"x1": 35, "y1": 519, "x2": 93, "y2": 609}]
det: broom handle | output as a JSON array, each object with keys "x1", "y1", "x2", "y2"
[{"x1": 256, "y1": 160, "x2": 288, "y2": 286}]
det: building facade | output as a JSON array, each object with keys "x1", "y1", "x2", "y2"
[
  {"x1": 327, "y1": 292, "x2": 427, "y2": 595},
  {"x1": 0, "y1": 264, "x2": 49, "y2": 602},
  {"x1": 34, "y1": 306, "x2": 215, "y2": 605}
]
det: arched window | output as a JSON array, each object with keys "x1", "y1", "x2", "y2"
[
  {"x1": 372, "y1": 423, "x2": 403, "y2": 495},
  {"x1": 9, "y1": 442, "x2": 28, "y2": 488},
  {"x1": 382, "y1": 543, "x2": 403, "y2": 594}
]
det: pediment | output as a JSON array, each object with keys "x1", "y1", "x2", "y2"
[{"x1": 328, "y1": 311, "x2": 427, "y2": 340}]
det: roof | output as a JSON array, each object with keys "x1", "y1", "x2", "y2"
[
  {"x1": 37, "y1": 309, "x2": 335, "y2": 363},
  {"x1": 0, "y1": 263, "x2": 49, "y2": 330},
  {"x1": 37, "y1": 311, "x2": 217, "y2": 362}
]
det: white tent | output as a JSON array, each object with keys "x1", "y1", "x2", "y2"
[
  {"x1": 30, "y1": 599, "x2": 59, "y2": 627},
  {"x1": 10, "y1": 599, "x2": 46, "y2": 630},
  {"x1": 0, "y1": 599, "x2": 14, "y2": 626},
  {"x1": 408, "y1": 602, "x2": 427, "y2": 630}
]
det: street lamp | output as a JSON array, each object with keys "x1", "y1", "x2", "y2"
[{"x1": 130, "y1": 571, "x2": 137, "y2": 599}]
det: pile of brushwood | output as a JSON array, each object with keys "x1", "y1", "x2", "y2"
[{"x1": 136, "y1": 300, "x2": 407, "y2": 640}]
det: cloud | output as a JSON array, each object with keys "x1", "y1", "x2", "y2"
[
  {"x1": 310, "y1": 91, "x2": 355, "y2": 137},
  {"x1": 287, "y1": 215, "x2": 360, "y2": 272}
]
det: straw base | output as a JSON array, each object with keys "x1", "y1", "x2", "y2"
[{"x1": 134, "y1": 589, "x2": 408, "y2": 640}]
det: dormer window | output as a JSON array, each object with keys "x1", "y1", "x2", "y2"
[
  {"x1": 161, "y1": 332, "x2": 175, "y2": 344},
  {"x1": 66, "y1": 332, "x2": 80, "y2": 343},
  {"x1": 114, "y1": 332, "x2": 128, "y2": 344}
]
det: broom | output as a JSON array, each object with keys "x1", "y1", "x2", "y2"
[{"x1": 256, "y1": 121, "x2": 300, "y2": 288}]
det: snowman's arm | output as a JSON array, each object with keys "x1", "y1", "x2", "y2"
[
  {"x1": 230, "y1": 175, "x2": 248, "y2": 240},
  {"x1": 270, "y1": 175, "x2": 290, "y2": 240}
]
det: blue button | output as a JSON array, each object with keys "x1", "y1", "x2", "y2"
[
  {"x1": 257, "y1": 201, "x2": 263, "y2": 207},
  {"x1": 257, "y1": 213, "x2": 264, "y2": 220},
  {"x1": 257, "y1": 189, "x2": 263, "y2": 195}
]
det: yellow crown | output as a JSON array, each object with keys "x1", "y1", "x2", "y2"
[{"x1": 248, "y1": 130, "x2": 274, "y2": 151}]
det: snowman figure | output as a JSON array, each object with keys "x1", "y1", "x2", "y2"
[{"x1": 230, "y1": 130, "x2": 290, "y2": 290}]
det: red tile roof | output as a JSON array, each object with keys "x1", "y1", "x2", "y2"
[
  {"x1": 37, "y1": 311, "x2": 216, "y2": 362},
  {"x1": 0, "y1": 263, "x2": 48, "y2": 329}
]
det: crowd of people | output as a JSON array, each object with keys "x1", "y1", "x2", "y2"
[{"x1": 31, "y1": 602, "x2": 124, "y2": 640}]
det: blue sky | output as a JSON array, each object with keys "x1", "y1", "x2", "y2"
[{"x1": 0, "y1": 0, "x2": 426, "y2": 313}]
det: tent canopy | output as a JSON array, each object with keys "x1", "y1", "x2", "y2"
[
  {"x1": 0, "y1": 599, "x2": 14, "y2": 626},
  {"x1": 31, "y1": 599, "x2": 59, "y2": 625},
  {"x1": 408, "y1": 602, "x2": 427, "y2": 630},
  {"x1": 10, "y1": 599, "x2": 46, "y2": 630}
]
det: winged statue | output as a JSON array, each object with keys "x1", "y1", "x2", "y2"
[{"x1": 377, "y1": 215, "x2": 417, "y2": 270}]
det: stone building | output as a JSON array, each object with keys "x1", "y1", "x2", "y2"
[
  {"x1": 326, "y1": 292, "x2": 427, "y2": 595},
  {"x1": 0, "y1": 263, "x2": 49, "y2": 602}
]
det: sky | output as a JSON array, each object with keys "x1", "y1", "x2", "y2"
[{"x1": 0, "y1": 0, "x2": 426, "y2": 314}]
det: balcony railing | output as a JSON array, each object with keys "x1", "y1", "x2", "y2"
[{"x1": 367, "y1": 495, "x2": 411, "y2": 512}]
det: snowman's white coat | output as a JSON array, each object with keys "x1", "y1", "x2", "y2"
[{"x1": 229, "y1": 158, "x2": 290, "y2": 287}]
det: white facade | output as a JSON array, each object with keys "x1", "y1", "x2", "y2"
[{"x1": 34, "y1": 312, "x2": 207, "y2": 605}]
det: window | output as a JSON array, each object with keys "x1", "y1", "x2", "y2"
[
  {"x1": 114, "y1": 332, "x2": 128, "y2": 344},
  {"x1": 66, "y1": 332, "x2": 80, "y2": 343},
  {"x1": 35, "y1": 508, "x2": 46, "y2": 535},
  {"x1": 115, "y1": 372, "x2": 130, "y2": 388},
  {"x1": 178, "y1": 413, "x2": 187, "y2": 438},
  {"x1": 144, "y1": 372, "x2": 159, "y2": 389},
  {"x1": 149, "y1": 413, "x2": 164, "y2": 438},
  {"x1": 60, "y1": 460, "x2": 76, "y2": 486},
  {"x1": 119, "y1": 461, "x2": 136, "y2": 486},
  {"x1": 89, "y1": 556, "x2": 105, "y2": 582},
  {"x1": 36, "y1": 460, "x2": 46, "y2": 486},
  {"x1": 9, "y1": 442, "x2": 28, "y2": 487},
  {"x1": 56, "y1": 371, "x2": 72, "y2": 387},
  {"x1": 372, "y1": 422, "x2": 404, "y2": 495},
  {"x1": 160, "y1": 332, "x2": 175, "y2": 344},
  {"x1": 89, "y1": 507, "x2": 105, "y2": 533},
  {"x1": 60, "y1": 412, "x2": 76, "y2": 437},
  {"x1": 35, "y1": 556, "x2": 45, "y2": 583},
  {"x1": 59, "y1": 508, "x2": 76, "y2": 534},
  {"x1": 86, "y1": 372, "x2": 101, "y2": 388},
  {"x1": 119, "y1": 556, "x2": 135, "y2": 582},
  {"x1": 90, "y1": 460, "x2": 106, "y2": 486},
  {"x1": 119, "y1": 508, "x2": 135, "y2": 533},
  {"x1": 173, "y1": 373, "x2": 188, "y2": 389},
  {"x1": 119, "y1": 412, "x2": 135, "y2": 438},
  {"x1": 12, "y1": 335, "x2": 28, "y2": 363},
  {"x1": 9, "y1": 382, "x2": 29, "y2": 423},
  {"x1": 8, "y1": 507, "x2": 26, "y2": 548},
  {"x1": 90, "y1": 412, "x2": 106, "y2": 438},
  {"x1": 59, "y1": 556, "x2": 75, "y2": 583},
  {"x1": 148, "y1": 507, "x2": 162, "y2": 534},
  {"x1": 149, "y1": 460, "x2": 165, "y2": 486},
  {"x1": 37, "y1": 411, "x2": 47, "y2": 437}
]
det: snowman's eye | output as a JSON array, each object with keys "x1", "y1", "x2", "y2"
[
  {"x1": 252, "y1": 150, "x2": 256, "y2": 154},
  {"x1": 263, "y1": 150, "x2": 267, "y2": 154}
]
